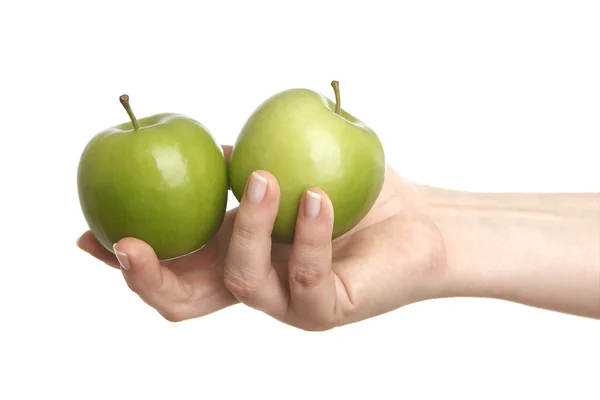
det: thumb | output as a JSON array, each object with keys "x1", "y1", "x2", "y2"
[{"x1": 113, "y1": 238, "x2": 192, "y2": 320}]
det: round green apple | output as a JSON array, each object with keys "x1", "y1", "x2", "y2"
[
  {"x1": 77, "y1": 95, "x2": 228, "y2": 260},
  {"x1": 228, "y1": 81, "x2": 386, "y2": 243}
]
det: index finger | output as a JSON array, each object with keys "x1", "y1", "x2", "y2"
[{"x1": 223, "y1": 171, "x2": 289, "y2": 318}]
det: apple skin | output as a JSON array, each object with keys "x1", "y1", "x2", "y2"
[
  {"x1": 77, "y1": 113, "x2": 228, "y2": 260},
  {"x1": 228, "y1": 87, "x2": 386, "y2": 243}
]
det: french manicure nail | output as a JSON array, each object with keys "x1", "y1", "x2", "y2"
[
  {"x1": 247, "y1": 172, "x2": 268, "y2": 204},
  {"x1": 305, "y1": 190, "x2": 322, "y2": 219},
  {"x1": 113, "y1": 244, "x2": 131, "y2": 271}
]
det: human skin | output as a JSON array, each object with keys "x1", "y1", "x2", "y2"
[
  {"x1": 422, "y1": 186, "x2": 600, "y2": 319},
  {"x1": 76, "y1": 145, "x2": 600, "y2": 329}
]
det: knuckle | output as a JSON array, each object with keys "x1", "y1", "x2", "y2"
[
  {"x1": 296, "y1": 238, "x2": 331, "y2": 258},
  {"x1": 296, "y1": 229, "x2": 328, "y2": 248},
  {"x1": 234, "y1": 223, "x2": 260, "y2": 245},
  {"x1": 223, "y1": 270, "x2": 259, "y2": 303},
  {"x1": 154, "y1": 271, "x2": 170, "y2": 295},
  {"x1": 289, "y1": 242, "x2": 330, "y2": 289},
  {"x1": 289, "y1": 259, "x2": 325, "y2": 289}
]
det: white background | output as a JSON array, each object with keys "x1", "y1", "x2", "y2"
[{"x1": 1, "y1": 1, "x2": 599, "y2": 399}]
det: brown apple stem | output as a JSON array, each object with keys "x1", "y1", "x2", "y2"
[
  {"x1": 119, "y1": 94, "x2": 140, "y2": 131},
  {"x1": 330, "y1": 80, "x2": 341, "y2": 114}
]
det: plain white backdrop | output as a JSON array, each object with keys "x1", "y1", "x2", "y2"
[{"x1": 1, "y1": 1, "x2": 598, "y2": 399}]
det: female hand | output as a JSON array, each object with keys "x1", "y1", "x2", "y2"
[{"x1": 77, "y1": 145, "x2": 447, "y2": 330}]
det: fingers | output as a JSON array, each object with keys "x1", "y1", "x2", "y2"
[
  {"x1": 113, "y1": 237, "x2": 236, "y2": 322},
  {"x1": 76, "y1": 230, "x2": 119, "y2": 268},
  {"x1": 221, "y1": 145, "x2": 233, "y2": 163},
  {"x1": 223, "y1": 171, "x2": 288, "y2": 317},
  {"x1": 287, "y1": 188, "x2": 337, "y2": 330},
  {"x1": 77, "y1": 232, "x2": 236, "y2": 321}
]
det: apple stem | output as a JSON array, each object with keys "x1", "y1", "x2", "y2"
[
  {"x1": 119, "y1": 94, "x2": 140, "y2": 131},
  {"x1": 330, "y1": 80, "x2": 341, "y2": 114}
]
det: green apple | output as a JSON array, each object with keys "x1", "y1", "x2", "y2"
[
  {"x1": 77, "y1": 95, "x2": 228, "y2": 260},
  {"x1": 228, "y1": 81, "x2": 385, "y2": 243}
]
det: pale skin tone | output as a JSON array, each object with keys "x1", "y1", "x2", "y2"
[{"x1": 77, "y1": 145, "x2": 600, "y2": 329}]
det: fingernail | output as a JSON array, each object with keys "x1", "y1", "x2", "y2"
[
  {"x1": 247, "y1": 172, "x2": 268, "y2": 204},
  {"x1": 113, "y1": 244, "x2": 131, "y2": 271},
  {"x1": 305, "y1": 190, "x2": 322, "y2": 219}
]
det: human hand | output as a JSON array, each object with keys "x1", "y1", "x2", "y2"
[{"x1": 77, "y1": 145, "x2": 448, "y2": 330}]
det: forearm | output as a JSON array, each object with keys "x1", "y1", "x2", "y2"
[{"x1": 423, "y1": 187, "x2": 600, "y2": 319}]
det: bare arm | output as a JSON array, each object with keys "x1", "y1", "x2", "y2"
[{"x1": 422, "y1": 187, "x2": 600, "y2": 319}]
